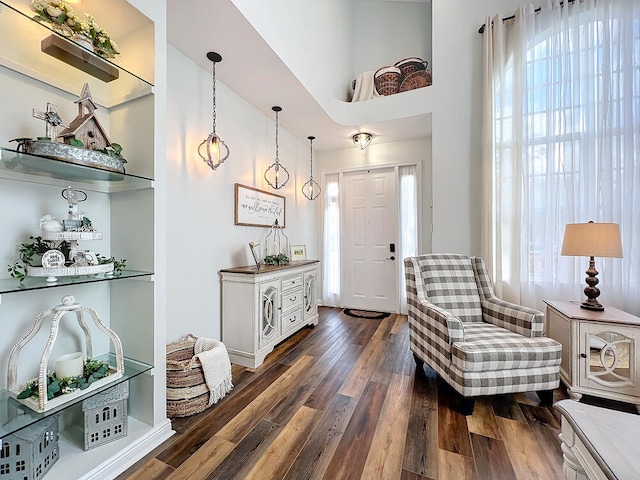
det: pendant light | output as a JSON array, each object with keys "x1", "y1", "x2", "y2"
[
  {"x1": 198, "y1": 51, "x2": 229, "y2": 170},
  {"x1": 302, "y1": 136, "x2": 321, "y2": 200},
  {"x1": 264, "y1": 106, "x2": 290, "y2": 189}
]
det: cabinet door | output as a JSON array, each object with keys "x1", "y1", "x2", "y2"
[
  {"x1": 303, "y1": 270, "x2": 318, "y2": 320},
  {"x1": 579, "y1": 323, "x2": 639, "y2": 396},
  {"x1": 259, "y1": 280, "x2": 281, "y2": 348}
]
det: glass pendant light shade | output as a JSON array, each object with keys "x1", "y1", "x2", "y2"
[
  {"x1": 302, "y1": 135, "x2": 321, "y2": 200},
  {"x1": 264, "y1": 106, "x2": 290, "y2": 189},
  {"x1": 198, "y1": 51, "x2": 229, "y2": 170}
]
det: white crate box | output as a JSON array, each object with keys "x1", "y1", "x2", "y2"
[
  {"x1": 0, "y1": 414, "x2": 59, "y2": 480},
  {"x1": 82, "y1": 382, "x2": 128, "y2": 450}
]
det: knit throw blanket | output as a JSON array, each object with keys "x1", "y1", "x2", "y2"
[{"x1": 194, "y1": 338, "x2": 233, "y2": 406}]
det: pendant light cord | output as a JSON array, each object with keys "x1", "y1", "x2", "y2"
[
  {"x1": 309, "y1": 137, "x2": 314, "y2": 179},
  {"x1": 275, "y1": 110, "x2": 279, "y2": 163},
  {"x1": 211, "y1": 60, "x2": 217, "y2": 134}
]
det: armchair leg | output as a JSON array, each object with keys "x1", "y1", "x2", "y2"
[
  {"x1": 459, "y1": 397, "x2": 476, "y2": 416},
  {"x1": 412, "y1": 352, "x2": 424, "y2": 367},
  {"x1": 537, "y1": 389, "x2": 554, "y2": 407}
]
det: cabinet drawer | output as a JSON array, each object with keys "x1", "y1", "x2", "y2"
[
  {"x1": 282, "y1": 275, "x2": 303, "y2": 291},
  {"x1": 282, "y1": 309, "x2": 303, "y2": 334},
  {"x1": 281, "y1": 288, "x2": 303, "y2": 311}
]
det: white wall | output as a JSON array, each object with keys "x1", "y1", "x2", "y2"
[
  {"x1": 428, "y1": 0, "x2": 524, "y2": 254},
  {"x1": 353, "y1": 1, "x2": 432, "y2": 78},
  {"x1": 232, "y1": 0, "x2": 355, "y2": 102},
  {"x1": 165, "y1": 45, "x2": 318, "y2": 343}
]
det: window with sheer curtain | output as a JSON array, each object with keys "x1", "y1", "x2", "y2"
[
  {"x1": 482, "y1": 0, "x2": 640, "y2": 314},
  {"x1": 322, "y1": 174, "x2": 340, "y2": 306}
]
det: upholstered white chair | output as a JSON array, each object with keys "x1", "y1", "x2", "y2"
[{"x1": 404, "y1": 254, "x2": 562, "y2": 414}]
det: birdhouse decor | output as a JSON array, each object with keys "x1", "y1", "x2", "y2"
[
  {"x1": 10, "y1": 83, "x2": 127, "y2": 173},
  {"x1": 59, "y1": 83, "x2": 111, "y2": 151}
]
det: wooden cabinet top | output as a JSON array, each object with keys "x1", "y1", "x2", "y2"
[
  {"x1": 220, "y1": 260, "x2": 319, "y2": 275},
  {"x1": 545, "y1": 300, "x2": 640, "y2": 326}
]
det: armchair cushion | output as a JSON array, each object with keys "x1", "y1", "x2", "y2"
[
  {"x1": 420, "y1": 254, "x2": 483, "y2": 322},
  {"x1": 451, "y1": 322, "x2": 562, "y2": 372}
]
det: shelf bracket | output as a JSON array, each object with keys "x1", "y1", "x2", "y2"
[{"x1": 41, "y1": 34, "x2": 119, "y2": 83}]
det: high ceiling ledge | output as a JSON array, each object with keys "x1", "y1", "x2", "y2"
[{"x1": 327, "y1": 86, "x2": 434, "y2": 127}]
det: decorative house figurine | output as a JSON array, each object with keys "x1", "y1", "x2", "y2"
[
  {"x1": 83, "y1": 382, "x2": 129, "y2": 450},
  {"x1": 0, "y1": 414, "x2": 60, "y2": 480},
  {"x1": 59, "y1": 83, "x2": 111, "y2": 151}
]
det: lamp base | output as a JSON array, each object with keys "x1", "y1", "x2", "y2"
[
  {"x1": 580, "y1": 300, "x2": 604, "y2": 311},
  {"x1": 580, "y1": 256, "x2": 605, "y2": 311}
]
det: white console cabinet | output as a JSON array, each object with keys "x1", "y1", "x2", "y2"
[{"x1": 221, "y1": 261, "x2": 319, "y2": 368}]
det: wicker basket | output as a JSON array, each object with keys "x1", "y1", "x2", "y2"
[
  {"x1": 394, "y1": 57, "x2": 428, "y2": 79},
  {"x1": 166, "y1": 334, "x2": 209, "y2": 418},
  {"x1": 374, "y1": 66, "x2": 401, "y2": 96},
  {"x1": 399, "y1": 70, "x2": 432, "y2": 92}
]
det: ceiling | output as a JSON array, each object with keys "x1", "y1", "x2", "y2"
[{"x1": 167, "y1": 0, "x2": 432, "y2": 152}]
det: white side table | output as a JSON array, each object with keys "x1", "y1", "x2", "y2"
[
  {"x1": 555, "y1": 400, "x2": 640, "y2": 480},
  {"x1": 545, "y1": 300, "x2": 640, "y2": 412}
]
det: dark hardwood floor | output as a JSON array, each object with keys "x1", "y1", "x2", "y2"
[{"x1": 118, "y1": 307, "x2": 633, "y2": 480}]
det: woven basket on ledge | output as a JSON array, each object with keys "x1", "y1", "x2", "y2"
[
  {"x1": 166, "y1": 333, "x2": 209, "y2": 418},
  {"x1": 374, "y1": 65, "x2": 401, "y2": 96},
  {"x1": 394, "y1": 56, "x2": 428, "y2": 79}
]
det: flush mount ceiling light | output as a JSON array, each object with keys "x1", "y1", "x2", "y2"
[
  {"x1": 264, "y1": 106, "x2": 290, "y2": 189},
  {"x1": 198, "y1": 51, "x2": 229, "y2": 170},
  {"x1": 302, "y1": 136, "x2": 321, "y2": 201},
  {"x1": 353, "y1": 132, "x2": 373, "y2": 150}
]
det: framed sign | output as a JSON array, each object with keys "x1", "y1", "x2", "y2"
[
  {"x1": 234, "y1": 183, "x2": 286, "y2": 228},
  {"x1": 290, "y1": 245, "x2": 307, "y2": 261}
]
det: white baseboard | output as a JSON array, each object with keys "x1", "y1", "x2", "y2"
[{"x1": 80, "y1": 419, "x2": 175, "y2": 480}]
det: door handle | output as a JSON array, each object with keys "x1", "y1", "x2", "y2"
[{"x1": 386, "y1": 256, "x2": 395, "y2": 261}]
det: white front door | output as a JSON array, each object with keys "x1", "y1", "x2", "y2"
[{"x1": 342, "y1": 167, "x2": 398, "y2": 312}]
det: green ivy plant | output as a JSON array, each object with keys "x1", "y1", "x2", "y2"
[
  {"x1": 17, "y1": 358, "x2": 111, "y2": 401},
  {"x1": 7, "y1": 235, "x2": 70, "y2": 282},
  {"x1": 7, "y1": 235, "x2": 126, "y2": 282},
  {"x1": 264, "y1": 253, "x2": 290, "y2": 266}
]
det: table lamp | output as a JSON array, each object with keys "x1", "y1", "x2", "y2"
[{"x1": 561, "y1": 221, "x2": 623, "y2": 311}]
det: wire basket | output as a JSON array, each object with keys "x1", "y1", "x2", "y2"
[
  {"x1": 374, "y1": 66, "x2": 401, "y2": 96},
  {"x1": 166, "y1": 334, "x2": 209, "y2": 418}
]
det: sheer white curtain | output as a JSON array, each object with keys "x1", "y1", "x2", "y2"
[
  {"x1": 399, "y1": 165, "x2": 418, "y2": 313},
  {"x1": 322, "y1": 174, "x2": 340, "y2": 306},
  {"x1": 482, "y1": 0, "x2": 640, "y2": 314}
]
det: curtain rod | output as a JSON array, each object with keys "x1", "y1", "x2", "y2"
[{"x1": 478, "y1": 0, "x2": 577, "y2": 34}]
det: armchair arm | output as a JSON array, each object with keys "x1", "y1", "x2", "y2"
[
  {"x1": 408, "y1": 297, "x2": 465, "y2": 344},
  {"x1": 481, "y1": 298, "x2": 545, "y2": 337}
]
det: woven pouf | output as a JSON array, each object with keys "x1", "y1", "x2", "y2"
[{"x1": 166, "y1": 334, "x2": 209, "y2": 418}]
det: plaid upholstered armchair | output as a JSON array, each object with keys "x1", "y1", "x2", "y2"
[{"x1": 404, "y1": 254, "x2": 562, "y2": 415}]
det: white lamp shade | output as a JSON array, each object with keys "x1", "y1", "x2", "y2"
[{"x1": 561, "y1": 222, "x2": 623, "y2": 258}]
